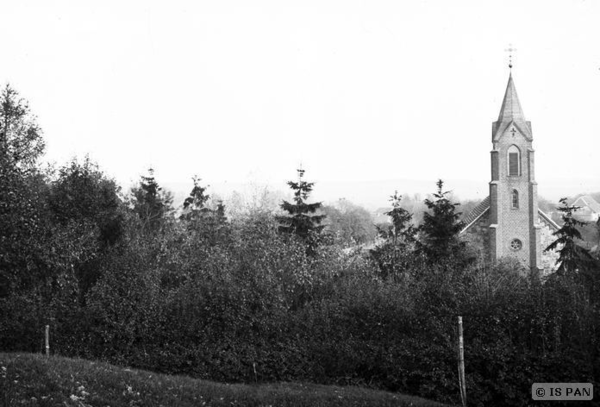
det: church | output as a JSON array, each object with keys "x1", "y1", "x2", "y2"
[{"x1": 460, "y1": 71, "x2": 559, "y2": 272}]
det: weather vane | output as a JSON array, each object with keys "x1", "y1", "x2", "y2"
[{"x1": 505, "y1": 44, "x2": 517, "y2": 70}]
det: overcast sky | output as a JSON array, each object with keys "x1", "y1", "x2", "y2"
[{"x1": 2, "y1": 0, "x2": 599, "y2": 207}]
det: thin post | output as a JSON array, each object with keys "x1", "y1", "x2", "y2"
[
  {"x1": 45, "y1": 325, "x2": 50, "y2": 357},
  {"x1": 458, "y1": 316, "x2": 466, "y2": 407}
]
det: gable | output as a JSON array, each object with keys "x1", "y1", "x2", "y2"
[{"x1": 493, "y1": 120, "x2": 533, "y2": 142}]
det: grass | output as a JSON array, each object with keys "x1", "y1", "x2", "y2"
[{"x1": 0, "y1": 352, "x2": 450, "y2": 407}]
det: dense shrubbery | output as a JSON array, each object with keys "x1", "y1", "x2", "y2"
[
  {"x1": 1, "y1": 86, "x2": 600, "y2": 406},
  {"x1": 3, "y1": 198, "x2": 599, "y2": 406}
]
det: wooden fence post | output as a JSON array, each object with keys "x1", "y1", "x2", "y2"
[
  {"x1": 458, "y1": 316, "x2": 466, "y2": 407},
  {"x1": 45, "y1": 325, "x2": 50, "y2": 357}
]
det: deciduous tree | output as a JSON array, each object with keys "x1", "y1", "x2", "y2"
[
  {"x1": 49, "y1": 157, "x2": 125, "y2": 248},
  {"x1": 0, "y1": 84, "x2": 44, "y2": 169},
  {"x1": 321, "y1": 199, "x2": 376, "y2": 245},
  {"x1": 0, "y1": 85, "x2": 46, "y2": 295}
]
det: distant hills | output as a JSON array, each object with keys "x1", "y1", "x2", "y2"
[{"x1": 160, "y1": 177, "x2": 599, "y2": 212}]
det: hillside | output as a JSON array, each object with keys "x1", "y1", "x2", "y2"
[{"x1": 0, "y1": 353, "x2": 449, "y2": 407}]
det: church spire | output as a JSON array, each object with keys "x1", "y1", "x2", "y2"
[
  {"x1": 493, "y1": 72, "x2": 532, "y2": 141},
  {"x1": 497, "y1": 74, "x2": 526, "y2": 123}
]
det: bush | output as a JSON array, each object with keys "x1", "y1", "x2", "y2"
[{"x1": 2, "y1": 208, "x2": 599, "y2": 407}]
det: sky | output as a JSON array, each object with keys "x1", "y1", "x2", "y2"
[{"x1": 2, "y1": 0, "x2": 599, "y2": 208}]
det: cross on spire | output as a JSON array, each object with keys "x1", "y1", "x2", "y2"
[{"x1": 505, "y1": 44, "x2": 517, "y2": 70}]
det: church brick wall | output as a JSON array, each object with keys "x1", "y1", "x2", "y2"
[
  {"x1": 462, "y1": 210, "x2": 559, "y2": 274},
  {"x1": 493, "y1": 131, "x2": 537, "y2": 266}
]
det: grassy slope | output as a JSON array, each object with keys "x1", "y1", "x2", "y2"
[{"x1": 0, "y1": 353, "x2": 450, "y2": 407}]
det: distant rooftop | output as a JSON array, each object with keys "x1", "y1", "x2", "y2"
[{"x1": 573, "y1": 195, "x2": 600, "y2": 214}]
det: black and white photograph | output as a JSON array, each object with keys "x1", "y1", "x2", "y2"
[{"x1": 1, "y1": 1, "x2": 599, "y2": 405}]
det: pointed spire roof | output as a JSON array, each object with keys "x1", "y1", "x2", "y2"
[
  {"x1": 497, "y1": 73, "x2": 526, "y2": 122},
  {"x1": 492, "y1": 73, "x2": 532, "y2": 141}
]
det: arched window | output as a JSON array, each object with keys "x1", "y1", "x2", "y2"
[
  {"x1": 508, "y1": 145, "x2": 520, "y2": 176},
  {"x1": 511, "y1": 189, "x2": 519, "y2": 209}
]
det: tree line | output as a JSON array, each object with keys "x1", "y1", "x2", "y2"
[{"x1": 1, "y1": 85, "x2": 600, "y2": 406}]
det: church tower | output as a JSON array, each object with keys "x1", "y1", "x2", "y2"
[
  {"x1": 461, "y1": 71, "x2": 558, "y2": 271},
  {"x1": 489, "y1": 73, "x2": 541, "y2": 270}
]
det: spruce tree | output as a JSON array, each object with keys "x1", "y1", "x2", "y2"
[
  {"x1": 545, "y1": 198, "x2": 595, "y2": 274},
  {"x1": 130, "y1": 168, "x2": 173, "y2": 232},
  {"x1": 379, "y1": 192, "x2": 416, "y2": 245},
  {"x1": 181, "y1": 176, "x2": 211, "y2": 220},
  {"x1": 180, "y1": 176, "x2": 228, "y2": 244},
  {"x1": 370, "y1": 192, "x2": 417, "y2": 279},
  {"x1": 276, "y1": 168, "x2": 325, "y2": 254},
  {"x1": 418, "y1": 179, "x2": 465, "y2": 262}
]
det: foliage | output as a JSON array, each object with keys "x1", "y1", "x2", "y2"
[
  {"x1": 1, "y1": 85, "x2": 600, "y2": 407},
  {"x1": 48, "y1": 156, "x2": 125, "y2": 248},
  {"x1": 377, "y1": 192, "x2": 417, "y2": 246},
  {"x1": 595, "y1": 217, "x2": 600, "y2": 258},
  {"x1": 3, "y1": 194, "x2": 600, "y2": 406},
  {"x1": 370, "y1": 192, "x2": 418, "y2": 279},
  {"x1": 181, "y1": 176, "x2": 210, "y2": 215},
  {"x1": 0, "y1": 84, "x2": 45, "y2": 169},
  {"x1": 129, "y1": 168, "x2": 174, "y2": 232},
  {"x1": 457, "y1": 198, "x2": 481, "y2": 223},
  {"x1": 276, "y1": 168, "x2": 325, "y2": 254},
  {"x1": 321, "y1": 199, "x2": 376, "y2": 245},
  {"x1": 537, "y1": 195, "x2": 557, "y2": 214},
  {"x1": 0, "y1": 86, "x2": 47, "y2": 297},
  {"x1": 0, "y1": 166, "x2": 42, "y2": 296},
  {"x1": 545, "y1": 197, "x2": 595, "y2": 275},
  {"x1": 418, "y1": 180, "x2": 466, "y2": 263}
]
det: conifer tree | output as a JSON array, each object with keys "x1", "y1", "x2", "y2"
[
  {"x1": 276, "y1": 168, "x2": 325, "y2": 253},
  {"x1": 181, "y1": 176, "x2": 211, "y2": 220},
  {"x1": 418, "y1": 179, "x2": 465, "y2": 262},
  {"x1": 378, "y1": 192, "x2": 416, "y2": 245},
  {"x1": 130, "y1": 168, "x2": 173, "y2": 231},
  {"x1": 180, "y1": 177, "x2": 228, "y2": 244},
  {"x1": 370, "y1": 192, "x2": 417, "y2": 278},
  {"x1": 545, "y1": 198, "x2": 595, "y2": 274}
]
